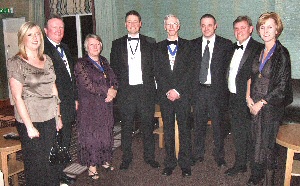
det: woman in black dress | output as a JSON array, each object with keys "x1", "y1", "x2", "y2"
[
  {"x1": 74, "y1": 34, "x2": 118, "y2": 180},
  {"x1": 246, "y1": 12, "x2": 293, "y2": 185}
]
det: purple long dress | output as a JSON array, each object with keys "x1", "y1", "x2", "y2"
[{"x1": 74, "y1": 55, "x2": 118, "y2": 167}]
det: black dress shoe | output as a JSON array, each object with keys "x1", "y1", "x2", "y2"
[
  {"x1": 60, "y1": 174, "x2": 76, "y2": 185},
  {"x1": 191, "y1": 157, "x2": 204, "y2": 166},
  {"x1": 224, "y1": 165, "x2": 247, "y2": 176},
  {"x1": 145, "y1": 160, "x2": 160, "y2": 168},
  {"x1": 162, "y1": 167, "x2": 173, "y2": 176},
  {"x1": 246, "y1": 175, "x2": 264, "y2": 185},
  {"x1": 181, "y1": 168, "x2": 191, "y2": 177},
  {"x1": 119, "y1": 161, "x2": 131, "y2": 170},
  {"x1": 216, "y1": 158, "x2": 227, "y2": 167}
]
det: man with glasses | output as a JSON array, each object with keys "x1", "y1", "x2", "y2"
[
  {"x1": 110, "y1": 10, "x2": 160, "y2": 170},
  {"x1": 154, "y1": 14, "x2": 193, "y2": 177}
]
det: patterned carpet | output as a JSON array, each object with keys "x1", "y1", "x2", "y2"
[{"x1": 0, "y1": 105, "x2": 123, "y2": 186}]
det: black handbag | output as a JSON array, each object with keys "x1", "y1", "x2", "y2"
[{"x1": 49, "y1": 131, "x2": 71, "y2": 165}]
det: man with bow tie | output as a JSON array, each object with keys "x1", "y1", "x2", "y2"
[
  {"x1": 44, "y1": 14, "x2": 78, "y2": 185},
  {"x1": 154, "y1": 14, "x2": 193, "y2": 177},
  {"x1": 110, "y1": 10, "x2": 160, "y2": 170},
  {"x1": 224, "y1": 16, "x2": 264, "y2": 177}
]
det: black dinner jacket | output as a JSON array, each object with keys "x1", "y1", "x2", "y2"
[
  {"x1": 44, "y1": 37, "x2": 78, "y2": 123},
  {"x1": 110, "y1": 34, "x2": 156, "y2": 104},
  {"x1": 191, "y1": 35, "x2": 232, "y2": 107},
  {"x1": 255, "y1": 40, "x2": 293, "y2": 107},
  {"x1": 154, "y1": 37, "x2": 193, "y2": 104},
  {"x1": 228, "y1": 37, "x2": 264, "y2": 104}
]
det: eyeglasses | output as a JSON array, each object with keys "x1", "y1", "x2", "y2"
[{"x1": 165, "y1": 22, "x2": 179, "y2": 27}]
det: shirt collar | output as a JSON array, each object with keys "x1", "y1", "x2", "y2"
[
  {"x1": 237, "y1": 36, "x2": 251, "y2": 48},
  {"x1": 47, "y1": 37, "x2": 60, "y2": 47},
  {"x1": 203, "y1": 34, "x2": 216, "y2": 44},
  {"x1": 127, "y1": 33, "x2": 140, "y2": 39}
]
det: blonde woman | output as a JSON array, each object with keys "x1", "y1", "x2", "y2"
[{"x1": 7, "y1": 21, "x2": 62, "y2": 186}]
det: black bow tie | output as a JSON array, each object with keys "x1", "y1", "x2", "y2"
[
  {"x1": 128, "y1": 37, "x2": 139, "y2": 41},
  {"x1": 56, "y1": 44, "x2": 63, "y2": 49},
  {"x1": 234, "y1": 44, "x2": 243, "y2": 50},
  {"x1": 167, "y1": 40, "x2": 178, "y2": 45}
]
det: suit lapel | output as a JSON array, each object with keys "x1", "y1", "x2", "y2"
[
  {"x1": 140, "y1": 35, "x2": 146, "y2": 73},
  {"x1": 121, "y1": 36, "x2": 128, "y2": 67},
  {"x1": 237, "y1": 38, "x2": 253, "y2": 72}
]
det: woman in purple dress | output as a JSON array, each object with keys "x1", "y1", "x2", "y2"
[{"x1": 74, "y1": 34, "x2": 118, "y2": 180}]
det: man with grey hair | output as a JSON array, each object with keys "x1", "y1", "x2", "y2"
[
  {"x1": 224, "y1": 15, "x2": 263, "y2": 176},
  {"x1": 154, "y1": 14, "x2": 193, "y2": 177}
]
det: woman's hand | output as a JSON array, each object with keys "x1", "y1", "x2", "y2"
[
  {"x1": 107, "y1": 86, "x2": 117, "y2": 98},
  {"x1": 246, "y1": 97, "x2": 254, "y2": 108},
  {"x1": 56, "y1": 117, "x2": 63, "y2": 131},
  {"x1": 106, "y1": 86, "x2": 117, "y2": 102},
  {"x1": 27, "y1": 126, "x2": 40, "y2": 139},
  {"x1": 249, "y1": 101, "x2": 263, "y2": 115},
  {"x1": 105, "y1": 94, "x2": 115, "y2": 102}
]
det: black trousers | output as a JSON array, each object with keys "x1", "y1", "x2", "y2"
[
  {"x1": 16, "y1": 118, "x2": 60, "y2": 186},
  {"x1": 229, "y1": 93, "x2": 251, "y2": 167},
  {"x1": 193, "y1": 85, "x2": 226, "y2": 160},
  {"x1": 160, "y1": 97, "x2": 191, "y2": 169},
  {"x1": 119, "y1": 85, "x2": 155, "y2": 162}
]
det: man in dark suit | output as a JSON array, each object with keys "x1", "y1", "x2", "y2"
[
  {"x1": 110, "y1": 10, "x2": 160, "y2": 170},
  {"x1": 154, "y1": 14, "x2": 193, "y2": 177},
  {"x1": 224, "y1": 16, "x2": 264, "y2": 176},
  {"x1": 191, "y1": 14, "x2": 232, "y2": 167},
  {"x1": 44, "y1": 14, "x2": 78, "y2": 184}
]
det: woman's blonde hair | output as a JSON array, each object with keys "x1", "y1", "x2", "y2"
[
  {"x1": 17, "y1": 21, "x2": 44, "y2": 60},
  {"x1": 256, "y1": 12, "x2": 283, "y2": 39}
]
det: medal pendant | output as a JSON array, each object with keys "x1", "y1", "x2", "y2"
[
  {"x1": 104, "y1": 74, "x2": 107, "y2": 78},
  {"x1": 258, "y1": 73, "x2": 262, "y2": 78}
]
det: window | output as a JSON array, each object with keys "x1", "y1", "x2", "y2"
[{"x1": 61, "y1": 14, "x2": 93, "y2": 60}]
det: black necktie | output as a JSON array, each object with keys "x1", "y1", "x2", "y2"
[
  {"x1": 199, "y1": 40, "x2": 210, "y2": 83},
  {"x1": 167, "y1": 40, "x2": 178, "y2": 45},
  {"x1": 128, "y1": 37, "x2": 139, "y2": 41},
  {"x1": 233, "y1": 44, "x2": 243, "y2": 50}
]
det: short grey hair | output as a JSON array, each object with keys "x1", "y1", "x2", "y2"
[
  {"x1": 164, "y1": 14, "x2": 180, "y2": 25},
  {"x1": 84, "y1": 34, "x2": 103, "y2": 52}
]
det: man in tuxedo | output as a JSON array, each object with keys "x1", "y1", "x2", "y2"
[
  {"x1": 44, "y1": 14, "x2": 78, "y2": 185},
  {"x1": 154, "y1": 14, "x2": 193, "y2": 177},
  {"x1": 191, "y1": 14, "x2": 232, "y2": 167},
  {"x1": 224, "y1": 16, "x2": 264, "y2": 176},
  {"x1": 110, "y1": 10, "x2": 160, "y2": 170}
]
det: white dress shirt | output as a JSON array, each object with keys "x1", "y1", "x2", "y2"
[
  {"x1": 228, "y1": 36, "x2": 251, "y2": 93},
  {"x1": 127, "y1": 33, "x2": 143, "y2": 85}
]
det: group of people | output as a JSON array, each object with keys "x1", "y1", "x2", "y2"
[{"x1": 6, "y1": 9, "x2": 292, "y2": 186}]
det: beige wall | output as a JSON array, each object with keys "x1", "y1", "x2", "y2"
[{"x1": 0, "y1": 0, "x2": 31, "y2": 21}]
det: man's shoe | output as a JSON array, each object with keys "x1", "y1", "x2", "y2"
[
  {"x1": 246, "y1": 174, "x2": 264, "y2": 185},
  {"x1": 145, "y1": 160, "x2": 160, "y2": 168},
  {"x1": 162, "y1": 167, "x2": 173, "y2": 176},
  {"x1": 224, "y1": 165, "x2": 247, "y2": 176},
  {"x1": 119, "y1": 161, "x2": 131, "y2": 170},
  {"x1": 60, "y1": 175, "x2": 76, "y2": 185},
  {"x1": 191, "y1": 157, "x2": 204, "y2": 166},
  {"x1": 216, "y1": 158, "x2": 226, "y2": 167},
  {"x1": 181, "y1": 168, "x2": 191, "y2": 177}
]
